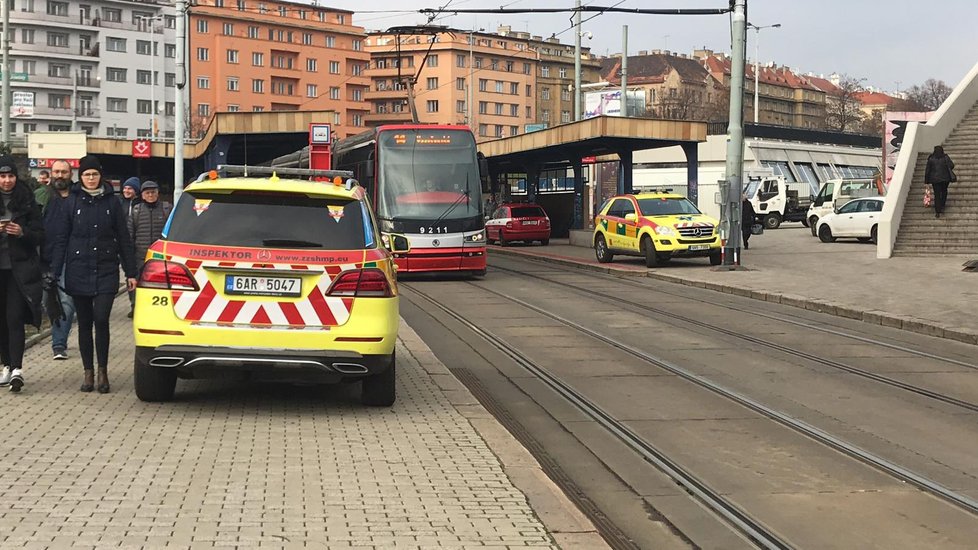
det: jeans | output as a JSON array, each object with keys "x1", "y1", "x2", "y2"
[{"x1": 50, "y1": 285, "x2": 76, "y2": 352}]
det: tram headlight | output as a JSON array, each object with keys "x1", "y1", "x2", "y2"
[{"x1": 464, "y1": 230, "x2": 486, "y2": 243}]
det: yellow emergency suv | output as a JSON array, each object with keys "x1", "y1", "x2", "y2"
[
  {"x1": 593, "y1": 191, "x2": 722, "y2": 267},
  {"x1": 132, "y1": 165, "x2": 408, "y2": 406}
]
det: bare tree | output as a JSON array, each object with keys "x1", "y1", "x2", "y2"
[
  {"x1": 825, "y1": 75, "x2": 865, "y2": 132},
  {"x1": 859, "y1": 108, "x2": 884, "y2": 136},
  {"x1": 905, "y1": 78, "x2": 952, "y2": 111}
]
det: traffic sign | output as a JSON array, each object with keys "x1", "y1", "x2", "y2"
[
  {"x1": 0, "y1": 72, "x2": 29, "y2": 82},
  {"x1": 309, "y1": 123, "x2": 331, "y2": 144},
  {"x1": 132, "y1": 139, "x2": 152, "y2": 159}
]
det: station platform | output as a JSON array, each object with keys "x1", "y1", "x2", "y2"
[
  {"x1": 488, "y1": 225, "x2": 978, "y2": 346},
  {"x1": 0, "y1": 295, "x2": 608, "y2": 549}
]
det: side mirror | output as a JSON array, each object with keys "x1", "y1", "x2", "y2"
[
  {"x1": 477, "y1": 152, "x2": 489, "y2": 179},
  {"x1": 385, "y1": 233, "x2": 411, "y2": 254},
  {"x1": 624, "y1": 213, "x2": 637, "y2": 221},
  {"x1": 364, "y1": 162, "x2": 375, "y2": 180}
]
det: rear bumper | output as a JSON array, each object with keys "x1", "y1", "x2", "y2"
[
  {"x1": 502, "y1": 229, "x2": 550, "y2": 241},
  {"x1": 393, "y1": 246, "x2": 486, "y2": 273},
  {"x1": 136, "y1": 345, "x2": 393, "y2": 383}
]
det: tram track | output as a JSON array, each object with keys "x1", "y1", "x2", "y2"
[
  {"x1": 489, "y1": 263, "x2": 978, "y2": 413},
  {"x1": 402, "y1": 280, "x2": 978, "y2": 526}
]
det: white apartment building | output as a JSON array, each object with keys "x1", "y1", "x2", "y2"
[{"x1": 5, "y1": 0, "x2": 177, "y2": 140}]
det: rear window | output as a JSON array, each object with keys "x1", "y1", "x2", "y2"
[
  {"x1": 166, "y1": 190, "x2": 373, "y2": 250},
  {"x1": 511, "y1": 206, "x2": 545, "y2": 218}
]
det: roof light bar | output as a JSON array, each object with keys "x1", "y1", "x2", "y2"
[{"x1": 215, "y1": 165, "x2": 355, "y2": 180}]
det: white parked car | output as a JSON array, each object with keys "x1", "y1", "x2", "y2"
[{"x1": 816, "y1": 197, "x2": 884, "y2": 244}]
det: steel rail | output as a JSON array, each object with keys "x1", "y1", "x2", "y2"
[
  {"x1": 489, "y1": 263, "x2": 978, "y2": 412},
  {"x1": 456, "y1": 280, "x2": 978, "y2": 517},
  {"x1": 403, "y1": 284, "x2": 794, "y2": 550}
]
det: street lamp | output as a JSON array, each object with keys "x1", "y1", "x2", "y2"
[
  {"x1": 137, "y1": 14, "x2": 165, "y2": 139},
  {"x1": 747, "y1": 22, "x2": 780, "y2": 124},
  {"x1": 466, "y1": 27, "x2": 484, "y2": 132}
]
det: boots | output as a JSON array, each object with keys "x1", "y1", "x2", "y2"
[
  {"x1": 97, "y1": 368, "x2": 110, "y2": 394},
  {"x1": 81, "y1": 369, "x2": 94, "y2": 392}
]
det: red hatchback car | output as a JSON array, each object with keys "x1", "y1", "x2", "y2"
[{"x1": 486, "y1": 203, "x2": 551, "y2": 246}]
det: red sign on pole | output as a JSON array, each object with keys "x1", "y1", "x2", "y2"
[
  {"x1": 132, "y1": 139, "x2": 152, "y2": 159},
  {"x1": 308, "y1": 123, "x2": 332, "y2": 175}
]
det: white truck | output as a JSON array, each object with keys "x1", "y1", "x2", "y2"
[
  {"x1": 745, "y1": 176, "x2": 815, "y2": 229},
  {"x1": 806, "y1": 178, "x2": 884, "y2": 236}
]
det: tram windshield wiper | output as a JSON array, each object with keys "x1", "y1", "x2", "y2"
[{"x1": 428, "y1": 174, "x2": 471, "y2": 229}]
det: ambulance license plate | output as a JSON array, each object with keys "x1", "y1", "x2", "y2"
[
  {"x1": 689, "y1": 244, "x2": 710, "y2": 251},
  {"x1": 225, "y1": 275, "x2": 301, "y2": 297}
]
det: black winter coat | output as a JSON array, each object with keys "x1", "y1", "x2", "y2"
[
  {"x1": 0, "y1": 181, "x2": 45, "y2": 327},
  {"x1": 742, "y1": 199, "x2": 757, "y2": 227},
  {"x1": 128, "y1": 200, "x2": 172, "y2": 272},
  {"x1": 925, "y1": 154, "x2": 955, "y2": 185},
  {"x1": 49, "y1": 183, "x2": 138, "y2": 296}
]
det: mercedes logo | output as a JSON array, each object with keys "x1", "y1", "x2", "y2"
[
  {"x1": 432, "y1": 239, "x2": 440, "y2": 247},
  {"x1": 692, "y1": 228, "x2": 702, "y2": 237},
  {"x1": 258, "y1": 249, "x2": 272, "y2": 261}
]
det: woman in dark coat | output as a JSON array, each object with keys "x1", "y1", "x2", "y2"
[
  {"x1": 0, "y1": 156, "x2": 44, "y2": 393},
  {"x1": 49, "y1": 155, "x2": 137, "y2": 393},
  {"x1": 742, "y1": 195, "x2": 757, "y2": 250},
  {"x1": 924, "y1": 145, "x2": 955, "y2": 218}
]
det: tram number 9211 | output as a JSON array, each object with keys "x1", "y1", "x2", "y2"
[{"x1": 419, "y1": 226, "x2": 450, "y2": 234}]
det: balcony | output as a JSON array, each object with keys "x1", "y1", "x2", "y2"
[
  {"x1": 367, "y1": 67, "x2": 412, "y2": 78},
  {"x1": 30, "y1": 106, "x2": 74, "y2": 118},
  {"x1": 364, "y1": 88, "x2": 408, "y2": 101},
  {"x1": 75, "y1": 108, "x2": 100, "y2": 119},
  {"x1": 365, "y1": 111, "x2": 413, "y2": 125}
]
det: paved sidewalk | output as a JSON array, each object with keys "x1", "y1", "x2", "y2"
[
  {"x1": 489, "y1": 226, "x2": 978, "y2": 345},
  {"x1": 0, "y1": 295, "x2": 606, "y2": 549}
]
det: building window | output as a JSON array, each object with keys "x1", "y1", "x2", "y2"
[
  {"x1": 107, "y1": 98, "x2": 127, "y2": 112},
  {"x1": 227, "y1": 49, "x2": 239, "y2": 63},
  {"x1": 47, "y1": 32, "x2": 69, "y2": 47},
  {"x1": 106, "y1": 37, "x2": 126, "y2": 52},
  {"x1": 306, "y1": 58, "x2": 317, "y2": 72},
  {"x1": 136, "y1": 70, "x2": 152, "y2": 85},
  {"x1": 165, "y1": 15, "x2": 176, "y2": 28},
  {"x1": 490, "y1": 59, "x2": 498, "y2": 70},
  {"x1": 197, "y1": 76, "x2": 209, "y2": 89},
  {"x1": 165, "y1": 102, "x2": 176, "y2": 116},
  {"x1": 253, "y1": 106, "x2": 265, "y2": 112},
  {"x1": 510, "y1": 82, "x2": 518, "y2": 95},
  {"x1": 351, "y1": 63, "x2": 363, "y2": 76},
  {"x1": 317, "y1": 11, "x2": 326, "y2": 22},
  {"x1": 223, "y1": 22, "x2": 234, "y2": 35},
  {"x1": 46, "y1": 1, "x2": 69, "y2": 16},
  {"x1": 252, "y1": 79, "x2": 264, "y2": 93},
  {"x1": 21, "y1": 60, "x2": 36, "y2": 75},
  {"x1": 306, "y1": 84, "x2": 317, "y2": 98},
  {"x1": 510, "y1": 126, "x2": 518, "y2": 136},
  {"x1": 526, "y1": 85, "x2": 532, "y2": 97},
  {"x1": 478, "y1": 124, "x2": 487, "y2": 137},
  {"x1": 198, "y1": 104, "x2": 210, "y2": 117},
  {"x1": 228, "y1": 77, "x2": 239, "y2": 91},
  {"x1": 248, "y1": 26, "x2": 259, "y2": 39},
  {"x1": 24, "y1": 123, "x2": 38, "y2": 133},
  {"x1": 478, "y1": 102, "x2": 487, "y2": 114},
  {"x1": 479, "y1": 79, "x2": 487, "y2": 92},
  {"x1": 542, "y1": 88, "x2": 551, "y2": 100},
  {"x1": 561, "y1": 89, "x2": 571, "y2": 101},
  {"x1": 456, "y1": 100, "x2": 465, "y2": 113},
  {"x1": 106, "y1": 68, "x2": 127, "y2": 82},
  {"x1": 165, "y1": 44, "x2": 176, "y2": 58},
  {"x1": 352, "y1": 88, "x2": 362, "y2": 101},
  {"x1": 48, "y1": 94, "x2": 69, "y2": 108},
  {"x1": 47, "y1": 63, "x2": 69, "y2": 78},
  {"x1": 495, "y1": 81, "x2": 504, "y2": 93},
  {"x1": 237, "y1": 0, "x2": 247, "y2": 11},
  {"x1": 325, "y1": 35, "x2": 335, "y2": 48},
  {"x1": 559, "y1": 67, "x2": 567, "y2": 78},
  {"x1": 303, "y1": 33, "x2": 313, "y2": 45},
  {"x1": 426, "y1": 55, "x2": 438, "y2": 67},
  {"x1": 426, "y1": 100, "x2": 439, "y2": 113},
  {"x1": 426, "y1": 77, "x2": 438, "y2": 90},
  {"x1": 541, "y1": 66, "x2": 550, "y2": 78},
  {"x1": 197, "y1": 48, "x2": 209, "y2": 61},
  {"x1": 298, "y1": 9, "x2": 306, "y2": 19},
  {"x1": 352, "y1": 114, "x2": 363, "y2": 127},
  {"x1": 103, "y1": 8, "x2": 122, "y2": 22},
  {"x1": 196, "y1": 19, "x2": 208, "y2": 33},
  {"x1": 526, "y1": 106, "x2": 532, "y2": 118},
  {"x1": 456, "y1": 54, "x2": 466, "y2": 68},
  {"x1": 353, "y1": 39, "x2": 362, "y2": 51},
  {"x1": 278, "y1": 5, "x2": 286, "y2": 16},
  {"x1": 252, "y1": 52, "x2": 264, "y2": 66},
  {"x1": 510, "y1": 104, "x2": 518, "y2": 117},
  {"x1": 20, "y1": 29, "x2": 35, "y2": 44},
  {"x1": 542, "y1": 110, "x2": 550, "y2": 123},
  {"x1": 456, "y1": 78, "x2": 466, "y2": 91},
  {"x1": 494, "y1": 103, "x2": 503, "y2": 115},
  {"x1": 495, "y1": 125, "x2": 503, "y2": 137},
  {"x1": 136, "y1": 40, "x2": 152, "y2": 55},
  {"x1": 561, "y1": 110, "x2": 571, "y2": 123},
  {"x1": 227, "y1": 104, "x2": 240, "y2": 112},
  {"x1": 137, "y1": 100, "x2": 153, "y2": 114},
  {"x1": 165, "y1": 73, "x2": 175, "y2": 87},
  {"x1": 329, "y1": 61, "x2": 340, "y2": 74},
  {"x1": 329, "y1": 87, "x2": 340, "y2": 100},
  {"x1": 523, "y1": 63, "x2": 531, "y2": 75}
]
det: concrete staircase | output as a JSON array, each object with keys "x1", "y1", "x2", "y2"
[{"x1": 893, "y1": 104, "x2": 978, "y2": 255}]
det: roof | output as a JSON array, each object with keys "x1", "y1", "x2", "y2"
[
  {"x1": 854, "y1": 91, "x2": 900, "y2": 106},
  {"x1": 807, "y1": 76, "x2": 842, "y2": 96},
  {"x1": 600, "y1": 53, "x2": 709, "y2": 85},
  {"x1": 704, "y1": 55, "x2": 819, "y2": 91}
]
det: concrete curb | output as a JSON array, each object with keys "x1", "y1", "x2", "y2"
[{"x1": 489, "y1": 246, "x2": 978, "y2": 346}]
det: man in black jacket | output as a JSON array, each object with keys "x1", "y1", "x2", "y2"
[
  {"x1": 127, "y1": 181, "x2": 171, "y2": 317},
  {"x1": 742, "y1": 195, "x2": 757, "y2": 250}
]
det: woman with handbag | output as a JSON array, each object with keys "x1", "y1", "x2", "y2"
[
  {"x1": 48, "y1": 155, "x2": 137, "y2": 394},
  {"x1": 924, "y1": 145, "x2": 955, "y2": 218}
]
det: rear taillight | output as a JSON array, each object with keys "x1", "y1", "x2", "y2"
[
  {"x1": 138, "y1": 259, "x2": 199, "y2": 291},
  {"x1": 543, "y1": 218, "x2": 550, "y2": 226},
  {"x1": 326, "y1": 268, "x2": 393, "y2": 298},
  {"x1": 505, "y1": 222, "x2": 514, "y2": 229}
]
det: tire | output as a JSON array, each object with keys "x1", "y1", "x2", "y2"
[
  {"x1": 362, "y1": 355, "x2": 396, "y2": 407},
  {"x1": 801, "y1": 217, "x2": 810, "y2": 228},
  {"x1": 499, "y1": 233, "x2": 509, "y2": 247},
  {"x1": 540, "y1": 239, "x2": 549, "y2": 246},
  {"x1": 809, "y1": 217, "x2": 819, "y2": 237},
  {"x1": 594, "y1": 235, "x2": 613, "y2": 263},
  {"x1": 818, "y1": 224, "x2": 836, "y2": 243},
  {"x1": 871, "y1": 225, "x2": 878, "y2": 245},
  {"x1": 709, "y1": 250, "x2": 722, "y2": 266},
  {"x1": 641, "y1": 236, "x2": 659, "y2": 268},
  {"x1": 763, "y1": 213, "x2": 782, "y2": 230},
  {"x1": 134, "y1": 354, "x2": 177, "y2": 402}
]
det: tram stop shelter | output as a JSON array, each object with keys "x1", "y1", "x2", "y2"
[{"x1": 478, "y1": 116, "x2": 707, "y2": 236}]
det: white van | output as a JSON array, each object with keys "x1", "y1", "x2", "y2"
[{"x1": 806, "y1": 178, "x2": 884, "y2": 236}]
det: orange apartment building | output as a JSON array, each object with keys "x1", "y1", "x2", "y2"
[
  {"x1": 363, "y1": 29, "x2": 540, "y2": 140},
  {"x1": 187, "y1": 0, "x2": 370, "y2": 139}
]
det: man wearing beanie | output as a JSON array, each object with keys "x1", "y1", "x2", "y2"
[
  {"x1": 128, "y1": 181, "x2": 171, "y2": 315},
  {"x1": 120, "y1": 176, "x2": 141, "y2": 219}
]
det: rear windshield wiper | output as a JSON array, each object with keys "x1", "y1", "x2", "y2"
[{"x1": 262, "y1": 238, "x2": 323, "y2": 248}]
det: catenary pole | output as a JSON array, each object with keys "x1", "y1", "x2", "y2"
[
  {"x1": 722, "y1": 0, "x2": 747, "y2": 266},
  {"x1": 174, "y1": 0, "x2": 186, "y2": 203},
  {"x1": 620, "y1": 25, "x2": 627, "y2": 116},
  {"x1": 2, "y1": 0, "x2": 11, "y2": 145},
  {"x1": 573, "y1": 0, "x2": 581, "y2": 120}
]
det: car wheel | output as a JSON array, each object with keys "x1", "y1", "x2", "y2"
[
  {"x1": 801, "y1": 217, "x2": 810, "y2": 228},
  {"x1": 594, "y1": 235, "x2": 613, "y2": 263},
  {"x1": 499, "y1": 232, "x2": 509, "y2": 247},
  {"x1": 641, "y1": 236, "x2": 659, "y2": 268},
  {"x1": 134, "y1": 354, "x2": 177, "y2": 402},
  {"x1": 540, "y1": 239, "x2": 549, "y2": 246},
  {"x1": 709, "y1": 250, "x2": 722, "y2": 266},
  {"x1": 809, "y1": 217, "x2": 819, "y2": 237},
  {"x1": 871, "y1": 224, "x2": 878, "y2": 245},
  {"x1": 763, "y1": 213, "x2": 782, "y2": 230},
  {"x1": 818, "y1": 224, "x2": 836, "y2": 243},
  {"x1": 362, "y1": 354, "x2": 396, "y2": 407}
]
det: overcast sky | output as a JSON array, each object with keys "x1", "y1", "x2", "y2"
[{"x1": 318, "y1": 0, "x2": 978, "y2": 92}]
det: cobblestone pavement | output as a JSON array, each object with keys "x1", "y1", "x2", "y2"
[{"x1": 0, "y1": 295, "x2": 567, "y2": 550}]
